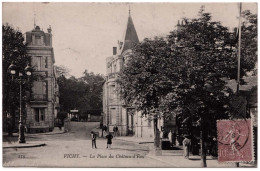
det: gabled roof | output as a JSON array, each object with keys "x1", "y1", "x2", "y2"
[{"x1": 119, "y1": 14, "x2": 139, "y2": 55}]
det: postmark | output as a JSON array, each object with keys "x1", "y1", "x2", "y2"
[{"x1": 217, "y1": 119, "x2": 253, "y2": 163}]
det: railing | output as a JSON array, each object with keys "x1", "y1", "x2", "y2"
[{"x1": 31, "y1": 94, "x2": 47, "y2": 101}]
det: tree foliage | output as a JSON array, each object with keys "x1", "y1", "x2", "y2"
[
  {"x1": 118, "y1": 8, "x2": 257, "y2": 166},
  {"x1": 57, "y1": 69, "x2": 105, "y2": 115},
  {"x1": 240, "y1": 10, "x2": 257, "y2": 76},
  {"x1": 55, "y1": 65, "x2": 71, "y2": 77},
  {"x1": 2, "y1": 24, "x2": 32, "y2": 121},
  {"x1": 119, "y1": 7, "x2": 257, "y2": 125}
]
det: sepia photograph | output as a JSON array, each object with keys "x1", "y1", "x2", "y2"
[{"x1": 2, "y1": 1, "x2": 258, "y2": 168}]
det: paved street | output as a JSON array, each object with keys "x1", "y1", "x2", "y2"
[
  {"x1": 3, "y1": 122, "x2": 170, "y2": 167},
  {"x1": 3, "y1": 122, "x2": 255, "y2": 168}
]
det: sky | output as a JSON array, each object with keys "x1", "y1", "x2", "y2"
[{"x1": 2, "y1": 2, "x2": 257, "y2": 77}]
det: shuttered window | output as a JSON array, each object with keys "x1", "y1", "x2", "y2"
[
  {"x1": 32, "y1": 56, "x2": 42, "y2": 71},
  {"x1": 34, "y1": 108, "x2": 45, "y2": 122}
]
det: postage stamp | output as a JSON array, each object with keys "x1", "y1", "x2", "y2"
[{"x1": 217, "y1": 119, "x2": 253, "y2": 163}]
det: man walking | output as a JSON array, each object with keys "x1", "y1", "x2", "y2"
[{"x1": 90, "y1": 131, "x2": 97, "y2": 149}]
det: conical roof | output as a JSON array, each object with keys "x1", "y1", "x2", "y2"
[{"x1": 120, "y1": 14, "x2": 139, "y2": 54}]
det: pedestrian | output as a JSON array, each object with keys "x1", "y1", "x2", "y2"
[
  {"x1": 115, "y1": 125, "x2": 119, "y2": 136},
  {"x1": 106, "y1": 132, "x2": 113, "y2": 149},
  {"x1": 103, "y1": 125, "x2": 107, "y2": 137},
  {"x1": 113, "y1": 125, "x2": 117, "y2": 137},
  {"x1": 183, "y1": 135, "x2": 191, "y2": 159},
  {"x1": 172, "y1": 131, "x2": 176, "y2": 145},
  {"x1": 103, "y1": 125, "x2": 107, "y2": 132},
  {"x1": 168, "y1": 130, "x2": 172, "y2": 147},
  {"x1": 211, "y1": 137, "x2": 218, "y2": 157},
  {"x1": 90, "y1": 131, "x2": 97, "y2": 149},
  {"x1": 58, "y1": 118, "x2": 62, "y2": 131},
  {"x1": 160, "y1": 130, "x2": 164, "y2": 139},
  {"x1": 100, "y1": 122, "x2": 104, "y2": 137}
]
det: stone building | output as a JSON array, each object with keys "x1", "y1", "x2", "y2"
[
  {"x1": 102, "y1": 11, "x2": 154, "y2": 137},
  {"x1": 25, "y1": 25, "x2": 60, "y2": 133}
]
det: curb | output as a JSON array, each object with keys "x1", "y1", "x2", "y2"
[
  {"x1": 3, "y1": 131, "x2": 67, "y2": 137},
  {"x1": 116, "y1": 138, "x2": 153, "y2": 144},
  {"x1": 28, "y1": 131, "x2": 68, "y2": 136},
  {"x1": 3, "y1": 143, "x2": 46, "y2": 149},
  {"x1": 139, "y1": 142, "x2": 154, "y2": 144}
]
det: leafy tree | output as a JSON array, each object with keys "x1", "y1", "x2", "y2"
[
  {"x1": 57, "y1": 69, "x2": 105, "y2": 117},
  {"x1": 117, "y1": 37, "x2": 173, "y2": 138},
  {"x1": 55, "y1": 65, "x2": 71, "y2": 77},
  {"x1": 2, "y1": 24, "x2": 32, "y2": 131},
  {"x1": 57, "y1": 75, "x2": 87, "y2": 112},
  {"x1": 118, "y1": 8, "x2": 257, "y2": 167},
  {"x1": 79, "y1": 70, "x2": 105, "y2": 113},
  {"x1": 240, "y1": 10, "x2": 257, "y2": 77}
]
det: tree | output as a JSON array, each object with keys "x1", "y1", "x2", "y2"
[
  {"x1": 117, "y1": 37, "x2": 173, "y2": 144},
  {"x1": 240, "y1": 10, "x2": 257, "y2": 77},
  {"x1": 55, "y1": 65, "x2": 71, "y2": 77},
  {"x1": 57, "y1": 69, "x2": 105, "y2": 117},
  {"x1": 118, "y1": 8, "x2": 257, "y2": 167},
  {"x1": 2, "y1": 24, "x2": 32, "y2": 132},
  {"x1": 79, "y1": 70, "x2": 105, "y2": 113},
  {"x1": 57, "y1": 75, "x2": 87, "y2": 112}
]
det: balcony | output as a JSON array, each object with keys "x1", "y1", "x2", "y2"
[{"x1": 31, "y1": 94, "x2": 47, "y2": 101}]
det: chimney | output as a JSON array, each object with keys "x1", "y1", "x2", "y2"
[
  {"x1": 47, "y1": 25, "x2": 52, "y2": 33},
  {"x1": 113, "y1": 47, "x2": 117, "y2": 55}
]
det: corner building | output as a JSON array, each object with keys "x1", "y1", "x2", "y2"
[
  {"x1": 103, "y1": 12, "x2": 154, "y2": 137},
  {"x1": 25, "y1": 26, "x2": 60, "y2": 133}
]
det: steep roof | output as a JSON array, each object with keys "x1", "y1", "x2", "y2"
[{"x1": 120, "y1": 14, "x2": 139, "y2": 55}]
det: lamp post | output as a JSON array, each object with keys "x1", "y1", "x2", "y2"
[{"x1": 8, "y1": 63, "x2": 32, "y2": 143}]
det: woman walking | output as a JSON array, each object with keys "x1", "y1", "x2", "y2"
[
  {"x1": 106, "y1": 133, "x2": 113, "y2": 149},
  {"x1": 183, "y1": 135, "x2": 191, "y2": 159}
]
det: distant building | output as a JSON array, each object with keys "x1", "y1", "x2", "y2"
[
  {"x1": 25, "y1": 25, "x2": 60, "y2": 133},
  {"x1": 103, "y1": 11, "x2": 154, "y2": 137}
]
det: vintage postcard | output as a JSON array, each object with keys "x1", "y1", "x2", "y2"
[{"x1": 2, "y1": 2, "x2": 257, "y2": 168}]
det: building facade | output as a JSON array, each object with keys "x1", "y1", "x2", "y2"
[
  {"x1": 103, "y1": 12, "x2": 154, "y2": 137},
  {"x1": 25, "y1": 25, "x2": 60, "y2": 133}
]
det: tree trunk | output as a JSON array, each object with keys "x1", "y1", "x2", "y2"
[
  {"x1": 154, "y1": 118, "x2": 160, "y2": 147},
  {"x1": 200, "y1": 118, "x2": 207, "y2": 167}
]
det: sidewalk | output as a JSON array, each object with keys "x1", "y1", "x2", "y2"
[
  {"x1": 115, "y1": 136, "x2": 154, "y2": 144},
  {"x1": 3, "y1": 141, "x2": 46, "y2": 149},
  {"x1": 3, "y1": 127, "x2": 65, "y2": 137},
  {"x1": 146, "y1": 144, "x2": 255, "y2": 168},
  {"x1": 29, "y1": 127, "x2": 66, "y2": 135},
  {"x1": 3, "y1": 127, "x2": 64, "y2": 149}
]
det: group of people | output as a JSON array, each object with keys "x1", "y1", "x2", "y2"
[
  {"x1": 90, "y1": 131, "x2": 113, "y2": 149},
  {"x1": 100, "y1": 124, "x2": 119, "y2": 137},
  {"x1": 90, "y1": 124, "x2": 120, "y2": 149}
]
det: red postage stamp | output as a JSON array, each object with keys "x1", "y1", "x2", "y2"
[{"x1": 217, "y1": 119, "x2": 253, "y2": 163}]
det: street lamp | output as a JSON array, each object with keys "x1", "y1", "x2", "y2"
[{"x1": 8, "y1": 62, "x2": 32, "y2": 143}]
